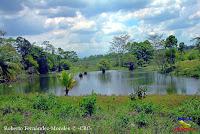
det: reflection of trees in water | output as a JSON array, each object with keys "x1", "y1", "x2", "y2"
[
  {"x1": 128, "y1": 72, "x2": 155, "y2": 87},
  {"x1": 47, "y1": 75, "x2": 60, "y2": 90},
  {"x1": 180, "y1": 87, "x2": 186, "y2": 94},
  {"x1": 97, "y1": 72, "x2": 111, "y2": 84},
  {"x1": 25, "y1": 76, "x2": 40, "y2": 93},
  {"x1": 40, "y1": 76, "x2": 50, "y2": 92},
  {"x1": 166, "y1": 76, "x2": 177, "y2": 94}
]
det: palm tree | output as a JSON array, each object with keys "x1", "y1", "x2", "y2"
[{"x1": 61, "y1": 71, "x2": 76, "y2": 96}]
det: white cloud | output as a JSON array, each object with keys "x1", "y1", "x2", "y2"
[
  {"x1": 189, "y1": 11, "x2": 200, "y2": 19},
  {"x1": 44, "y1": 11, "x2": 96, "y2": 32}
]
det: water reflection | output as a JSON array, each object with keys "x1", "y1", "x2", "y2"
[
  {"x1": 97, "y1": 72, "x2": 112, "y2": 84},
  {"x1": 0, "y1": 70, "x2": 200, "y2": 96}
]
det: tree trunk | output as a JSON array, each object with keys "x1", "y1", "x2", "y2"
[
  {"x1": 102, "y1": 68, "x2": 105, "y2": 74},
  {"x1": 65, "y1": 88, "x2": 69, "y2": 96}
]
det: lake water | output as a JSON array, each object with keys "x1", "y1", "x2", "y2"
[{"x1": 0, "y1": 70, "x2": 200, "y2": 96}]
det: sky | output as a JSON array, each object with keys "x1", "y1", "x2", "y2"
[{"x1": 0, "y1": 0, "x2": 200, "y2": 57}]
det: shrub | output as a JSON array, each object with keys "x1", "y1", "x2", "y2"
[
  {"x1": 135, "y1": 112, "x2": 150, "y2": 128},
  {"x1": 130, "y1": 101, "x2": 156, "y2": 114},
  {"x1": 172, "y1": 97, "x2": 200, "y2": 126},
  {"x1": 128, "y1": 93, "x2": 137, "y2": 101},
  {"x1": 130, "y1": 86, "x2": 147, "y2": 100},
  {"x1": 175, "y1": 60, "x2": 200, "y2": 78},
  {"x1": 79, "y1": 94, "x2": 97, "y2": 116},
  {"x1": 32, "y1": 95, "x2": 57, "y2": 110},
  {"x1": 57, "y1": 103, "x2": 80, "y2": 118}
]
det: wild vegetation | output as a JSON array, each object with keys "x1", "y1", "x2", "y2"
[
  {"x1": 1, "y1": 29, "x2": 200, "y2": 82},
  {"x1": 0, "y1": 94, "x2": 199, "y2": 133},
  {"x1": 1, "y1": 29, "x2": 200, "y2": 133}
]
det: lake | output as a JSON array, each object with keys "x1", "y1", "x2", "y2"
[{"x1": 0, "y1": 70, "x2": 200, "y2": 96}]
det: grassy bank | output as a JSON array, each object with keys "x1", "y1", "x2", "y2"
[
  {"x1": 174, "y1": 59, "x2": 200, "y2": 78},
  {"x1": 0, "y1": 94, "x2": 199, "y2": 133}
]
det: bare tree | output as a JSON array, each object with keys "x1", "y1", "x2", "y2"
[
  {"x1": 0, "y1": 30, "x2": 6, "y2": 45},
  {"x1": 109, "y1": 34, "x2": 130, "y2": 66},
  {"x1": 148, "y1": 33, "x2": 166, "y2": 71},
  {"x1": 148, "y1": 34, "x2": 164, "y2": 49},
  {"x1": 192, "y1": 36, "x2": 200, "y2": 52}
]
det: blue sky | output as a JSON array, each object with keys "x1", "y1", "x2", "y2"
[{"x1": 0, "y1": 0, "x2": 200, "y2": 57}]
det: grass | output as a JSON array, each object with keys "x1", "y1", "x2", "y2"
[{"x1": 0, "y1": 94, "x2": 199, "y2": 133}]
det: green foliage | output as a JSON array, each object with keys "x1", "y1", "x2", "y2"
[
  {"x1": 0, "y1": 44, "x2": 22, "y2": 81},
  {"x1": 129, "y1": 93, "x2": 137, "y2": 101},
  {"x1": 135, "y1": 112, "x2": 150, "y2": 127},
  {"x1": 61, "y1": 71, "x2": 76, "y2": 91},
  {"x1": 165, "y1": 48, "x2": 176, "y2": 64},
  {"x1": 24, "y1": 55, "x2": 39, "y2": 68},
  {"x1": 171, "y1": 97, "x2": 200, "y2": 125},
  {"x1": 178, "y1": 42, "x2": 185, "y2": 53},
  {"x1": 56, "y1": 103, "x2": 80, "y2": 118},
  {"x1": 113, "y1": 114, "x2": 130, "y2": 132},
  {"x1": 129, "y1": 87, "x2": 148, "y2": 101},
  {"x1": 129, "y1": 101, "x2": 157, "y2": 114},
  {"x1": 188, "y1": 52, "x2": 198, "y2": 60},
  {"x1": 0, "y1": 95, "x2": 199, "y2": 133},
  {"x1": 122, "y1": 53, "x2": 138, "y2": 66},
  {"x1": 79, "y1": 94, "x2": 97, "y2": 116},
  {"x1": 32, "y1": 95, "x2": 57, "y2": 110},
  {"x1": 165, "y1": 35, "x2": 177, "y2": 48},
  {"x1": 60, "y1": 59, "x2": 72, "y2": 70},
  {"x1": 126, "y1": 40, "x2": 154, "y2": 66},
  {"x1": 97, "y1": 59, "x2": 111, "y2": 70},
  {"x1": 175, "y1": 60, "x2": 200, "y2": 78}
]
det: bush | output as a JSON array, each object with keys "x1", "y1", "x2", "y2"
[
  {"x1": 57, "y1": 104, "x2": 80, "y2": 118},
  {"x1": 135, "y1": 112, "x2": 150, "y2": 128},
  {"x1": 175, "y1": 60, "x2": 200, "y2": 78},
  {"x1": 112, "y1": 115, "x2": 130, "y2": 132},
  {"x1": 32, "y1": 95, "x2": 57, "y2": 111},
  {"x1": 130, "y1": 86, "x2": 147, "y2": 100},
  {"x1": 79, "y1": 94, "x2": 97, "y2": 116},
  {"x1": 172, "y1": 97, "x2": 200, "y2": 126},
  {"x1": 128, "y1": 93, "x2": 137, "y2": 101},
  {"x1": 130, "y1": 101, "x2": 156, "y2": 114}
]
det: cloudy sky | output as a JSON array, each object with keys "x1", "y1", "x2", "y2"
[{"x1": 0, "y1": 0, "x2": 200, "y2": 57}]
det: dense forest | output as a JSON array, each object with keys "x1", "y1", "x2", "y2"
[{"x1": 1, "y1": 29, "x2": 200, "y2": 83}]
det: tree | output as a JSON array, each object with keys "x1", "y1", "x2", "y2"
[
  {"x1": 148, "y1": 34, "x2": 164, "y2": 49},
  {"x1": 165, "y1": 35, "x2": 178, "y2": 67},
  {"x1": 148, "y1": 33, "x2": 166, "y2": 71},
  {"x1": 37, "y1": 52, "x2": 49, "y2": 74},
  {"x1": 97, "y1": 59, "x2": 111, "y2": 73},
  {"x1": 61, "y1": 71, "x2": 76, "y2": 96},
  {"x1": 0, "y1": 30, "x2": 6, "y2": 45},
  {"x1": 14, "y1": 37, "x2": 32, "y2": 59},
  {"x1": 42, "y1": 41, "x2": 55, "y2": 54},
  {"x1": 178, "y1": 42, "x2": 185, "y2": 53},
  {"x1": 192, "y1": 37, "x2": 200, "y2": 52},
  {"x1": 126, "y1": 40, "x2": 154, "y2": 66},
  {"x1": 165, "y1": 35, "x2": 178, "y2": 48},
  {"x1": 178, "y1": 42, "x2": 186, "y2": 61},
  {"x1": 0, "y1": 44, "x2": 22, "y2": 81},
  {"x1": 109, "y1": 34, "x2": 130, "y2": 66},
  {"x1": 63, "y1": 51, "x2": 78, "y2": 62},
  {"x1": 122, "y1": 53, "x2": 137, "y2": 70},
  {"x1": 60, "y1": 59, "x2": 71, "y2": 70},
  {"x1": 14, "y1": 37, "x2": 33, "y2": 69}
]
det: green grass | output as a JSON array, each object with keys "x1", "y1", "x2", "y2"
[{"x1": 0, "y1": 94, "x2": 199, "y2": 133}]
